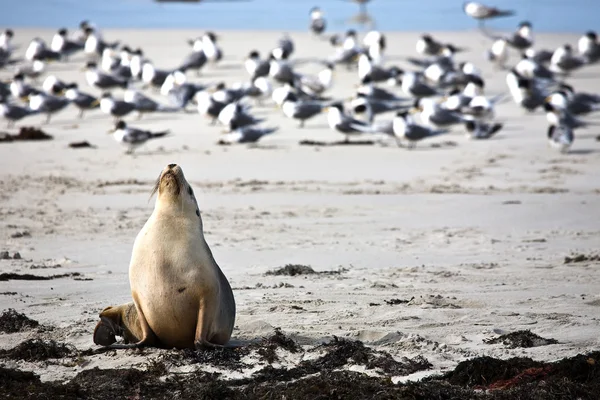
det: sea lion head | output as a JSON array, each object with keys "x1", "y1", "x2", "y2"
[{"x1": 151, "y1": 164, "x2": 200, "y2": 217}]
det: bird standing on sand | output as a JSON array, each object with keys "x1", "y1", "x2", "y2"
[
  {"x1": 0, "y1": 102, "x2": 38, "y2": 128},
  {"x1": 325, "y1": 102, "x2": 372, "y2": 141},
  {"x1": 28, "y1": 87, "x2": 71, "y2": 124},
  {"x1": 393, "y1": 110, "x2": 449, "y2": 148},
  {"x1": 85, "y1": 62, "x2": 128, "y2": 90},
  {"x1": 281, "y1": 92, "x2": 324, "y2": 128},
  {"x1": 110, "y1": 120, "x2": 170, "y2": 154},
  {"x1": 63, "y1": 83, "x2": 100, "y2": 119},
  {"x1": 99, "y1": 92, "x2": 136, "y2": 121}
]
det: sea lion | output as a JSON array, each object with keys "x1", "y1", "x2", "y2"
[{"x1": 93, "y1": 163, "x2": 236, "y2": 349}]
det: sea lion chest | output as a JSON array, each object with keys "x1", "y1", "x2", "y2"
[{"x1": 129, "y1": 213, "x2": 217, "y2": 346}]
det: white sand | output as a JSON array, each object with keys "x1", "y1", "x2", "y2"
[{"x1": 0, "y1": 29, "x2": 599, "y2": 381}]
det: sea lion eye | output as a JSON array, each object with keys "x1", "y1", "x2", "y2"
[{"x1": 188, "y1": 186, "x2": 194, "y2": 196}]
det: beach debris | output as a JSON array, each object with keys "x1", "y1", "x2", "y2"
[
  {"x1": 0, "y1": 272, "x2": 81, "y2": 281},
  {"x1": 484, "y1": 330, "x2": 558, "y2": 348},
  {"x1": 564, "y1": 253, "x2": 600, "y2": 264},
  {"x1": 10, "y1": 231, "x2": 30, "y2": 239},
  {"x1": 384, "y1": 297, "x2": 414, "y2": 305},
  {"x1": 0, "y1": 309, "x2": 40, "y2": 333},
  {"x1": 266, "y1": 264, "x2": 347, "y2": 276},
  {"x1": 0, "y1": 127, "x2": 53, "y2": 142},
  {"x1": 68, "y1": 141, "x2": 96, "y2": 149},
  {"x1": 266, "y1": 264, "x2": 316, "y2": 276},
  {"x1": 0, "y1": 339, "x2": 75, "y2": 361},
  {"x1": 0, "y1": 251, "x2": 21, "y2": 260},
  {"x1": 0, "y1": 343, "x2": 598, "y2": 399}
]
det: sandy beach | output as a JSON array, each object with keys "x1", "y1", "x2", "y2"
[{"x1": 1, "y1": 28, "x2": 600, "y2": 397}]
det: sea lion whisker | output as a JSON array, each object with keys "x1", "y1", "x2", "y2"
[{"x1": 149, "y1": 172, "x2": 161, "y2": 200}]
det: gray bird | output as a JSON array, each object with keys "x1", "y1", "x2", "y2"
[
  {"x1": 393, "y1": 110, "x2": 449, "y2": 148},
  {"x1": 0, "y1": 102, "x2": 38, "y2": 127},
  {"x1": 99, "y1": 92, "x2": 136, "y2": 121},
  {"x1": 350, "y1": 93, "x2": 407, "y2": 123},
  {"x1": 84, "y1": 62, "x2": 128, "y2": 90},
  {"x1": 28, "y1": 89, "x2": 70, "y2": 124},
  {"x1": 123, "y1": 90, "x2": 180, "y2": 119},
  {"x1": 63, "y1": 83, "x2": 99, "y2": 118},
  {"x1": 281, "y1": 92, "x2": 324, "y2": 127},
  {"x1": 325, "y1": 102, "x2": 372, "y2": 141},
  {"x1": 178, "y1": 50, "x2": 207, "y2": 76},
  {"x1": 110, "y1": 120, "x2": 170, "y2": 154}
]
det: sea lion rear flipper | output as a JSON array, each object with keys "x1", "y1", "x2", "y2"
[{"x1": 93, "y1": 317, "x2": 117, "y2": 346}]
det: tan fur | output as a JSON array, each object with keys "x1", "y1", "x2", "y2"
[{"x1": 94, "y1": 164, "x2": 236, "y2": 349}]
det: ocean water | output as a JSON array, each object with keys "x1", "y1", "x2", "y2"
[{"x1": 0, "y1": 0, "x2": 597, "y2": 33}]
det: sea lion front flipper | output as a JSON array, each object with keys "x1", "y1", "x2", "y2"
[{"x1": 193, "y1": 296, "x2": 225, "y2": 349}]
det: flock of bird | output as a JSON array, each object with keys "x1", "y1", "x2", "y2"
[{"x1": 1, "y1": 2, "x2": 600, "y2": 153}]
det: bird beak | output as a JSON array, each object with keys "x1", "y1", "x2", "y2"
[
  {"x1": 107, "y1": 128, "x2": 115, "y2": 134},
  {"x1": 409, "y1": 107, "x2": 419, "y2": 114},
  {"x1": 90, "y1": 99, "x2": 100, "y2": 107},
  {"x1": 21, "y1": 95, "x2": 30, "y2": 102},
  {"x1": 544, "y1": 96, "x2": 551, "y2": 102},
  {"x1": 322, "y1": 106, "x2": 330, "y2": 113}
]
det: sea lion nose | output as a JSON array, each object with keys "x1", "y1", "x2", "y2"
[{"x1": 168, "y1": 163, "x2": 177, "y2": 169}]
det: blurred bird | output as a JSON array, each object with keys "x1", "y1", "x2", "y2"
[
  {"x1": 63, "y1": 83, "x2": 100, "y2": 119},
  {"x1": 50, "y1": 28, "x2": 83, "y2": 60},
  {"x1": 392, "y1": 110, "x2": 449, "y2": 148},
  {"x1": 546, "y1": 124, "x2": 573, "y2": 153},
  {"x1": 0, "y1": 101, "x2": 38, "y2": 128},
  {"x1": 85, "y1": 62, "x2": 128, "y2": 90},
  {"x1": 99, "y1": 92, "x2": 136, "y2": 121},
  {"x1": 464, "y1": 120, "x2": 503, "y2": 139},
  {"x1": 550, "y1": 44, "x2": 586, "y2": 75},
  {"x1": 309, "y1": 7, "x2": 326, "y2": 36},
  {"x1": 463, "y1": 2, "x2": 514, "y2": 27},
  {"x1": 281, "y1": 92, "x2": 324, "y2": 127}
]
